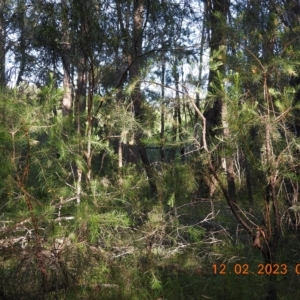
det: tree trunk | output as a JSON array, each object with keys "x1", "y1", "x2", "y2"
[
  {"x1": 60, "y1": 0, "x2": 72, "y2": 116},
  {"x1": 115, "y1": 0, "x2": 129, "y2": 166},
  {"x1": 222, "y1": 100, "x2": 237, "y2": 202},
  {"x1": 129, "y1": 0, "x2": 157, "y2": 197},
  {"x1": 205, "y1": 0, "x2": 229, "y2": 136},
  {"x1": 160, "y1": 55, "x2": 166, "y2": 162},
  {"x1": 243, "y1": 153, "x2": 254, "y2": 207},
  {"x1": 76, "y1": 57, "x2": 87, "y2": 133},
  {"x1": 16, "y1": 0, "x2": 26, "y2": 86},
  {"x1": 171, "y1": 59, "x2": 180, "y2": 161},
  {"x1": 0, "y1": 3, "x2": 6, "y2": 87},
  {"x1": 204, "y1": 0, "x2": 230, "y2": 198}
]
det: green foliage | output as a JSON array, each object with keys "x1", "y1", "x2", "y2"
[
  {"x1": 158, "y1": 162, "x2": 196, "y2": 207},
  {"x1": 3, "y1": 0, "x2": 300, "y2": 299}
]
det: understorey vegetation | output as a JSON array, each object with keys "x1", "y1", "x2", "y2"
[{"x1": 1, "y1": 0, "x2": 300, "y2": 299}]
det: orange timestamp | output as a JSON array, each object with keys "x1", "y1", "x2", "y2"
[{"x1": 213, "y1": 263, "x2": 300, "y2": 275}]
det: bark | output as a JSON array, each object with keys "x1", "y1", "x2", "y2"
[
  {"x1": 179, "y1": 67, "x2": 184, "y2": 161},
  {"x1": 222, "y1": 101, "x2": 237, "y2": 203},
  {"x1": 129, "y1": 0, "x2": 157, "y2": 197},
  {"x1": 76, "y1": 57, "x2": 87, "y2": 133},
  {"x1": 204, "y1": 0, "x2": 232, "y2": 198},
  {"x1": 0, "y1": 3, "x2": 6, "y2": 87},
  {"x1": 244, "y1": 153, "x2": 254, "y2": 207},
  {"x1": 205, "y1": 0, "x2": 229, "y2": 135},
  {"x1": 61, "y1": 0, "x2": 72, "y2": 116},
  {"x1": 160, "y1": 55, "x2": 166, "y2": 162},
  {"x1": 86, "y1": 65, "x2": 94, "y2": 182},
  {"x1": 115, "y1": 0, "x2": 129, "y2": 166},
  {"x1": 195, "y1": 1, "x2": 207, "y2": 122},
  {"x1": 118, "y1": 141, "x2": 123, "y2": 168},
  {"x1": 16, "y1": 0, "x2": 26, "y2": 86},
  {"x1": 171, "y1": 60, "x2": 180, "y2": 161},
  {"x1": 170, "y1": 57, "x2": 184, "y2": 161},
  {"x1": 62, "y1": 59, "x2": 72, "y2": 116}
]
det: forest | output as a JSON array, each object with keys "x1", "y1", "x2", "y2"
[{"x1": 0, "y1": 0, "x2": 300, "y2": 299}]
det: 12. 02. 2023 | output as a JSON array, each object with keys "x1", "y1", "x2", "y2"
[{"x1": 212, "y1": 263, "x2": 300, "y2": 275}]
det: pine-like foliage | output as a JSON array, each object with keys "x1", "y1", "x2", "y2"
[{"x1": 0, "y1": 78, "x2": 212, "y2": 299}]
